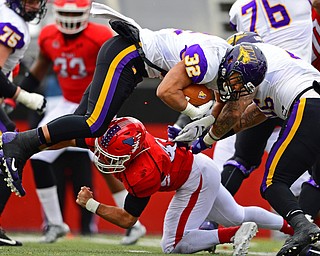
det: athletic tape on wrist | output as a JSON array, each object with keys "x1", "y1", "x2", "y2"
[
  {"x1": 86, "y1": 198, "x2": 100, "y2": 213},
  {"x1": 203, "y1": 130, "x2": 219, "y2": 145},
  {"x1": 181, "y1": 102, "x2": 199, "y2": 119}
]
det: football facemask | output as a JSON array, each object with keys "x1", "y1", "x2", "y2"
[
  {"x1": 6, "y1": 0, "x2": 47, "y2": 23},
  {"x1": 53, "y1": 0, "x2": 90, "y2": 34}
]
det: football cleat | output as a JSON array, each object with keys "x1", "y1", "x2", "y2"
[
  {"x1": 2, "y1": 130, "x2": 40, "y2": 197},
  {"x1": 232, "y1": 222, "x2": 258, "y2": 256},
  {"x1": 0, "y1": 132, "x2": 26, "y2": 197},
  {"x1": 120, "y1": 223, "x2": 146, "y2": 245},
  {"x1": 300, "y1": 241, "x2": 320, "y2": 256},
  {"x1": 40, "y1": 223, "x2": 70, "y2": 243},
  {"x1": 276, "y1": 222, "x2": 320, "y2": 256},
  {"x1": 0, "y1": 149, "x2": 24, "y2": 197},
  {"x1": 0, "y1": 228, "x2": 22, "y2": 246}
]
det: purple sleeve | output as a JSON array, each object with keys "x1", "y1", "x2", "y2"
[
  {"x1": 184, "y1": 44, "x2": 208, "y2": 84},
  {"x1": 0, "y1": 23, "x2": 25, "y2": 49},
  {"x1": 230, "y1": 22, "x2": 237, "y2": 31}
]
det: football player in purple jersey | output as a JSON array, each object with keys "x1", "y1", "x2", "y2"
[
  {"x1": 0, "y1": 3, "x2": 231, "y2": 198},
  {"x1": 0, "y1": 0, "x2": 47, "y2": 246}
]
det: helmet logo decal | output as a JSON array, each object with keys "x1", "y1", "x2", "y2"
[
  {"x1": 123, "y1": 133, "x2": 142, "y2": 155},
  {"x1": 238, "y1": 45, "x2": 258, "y2": 64}
]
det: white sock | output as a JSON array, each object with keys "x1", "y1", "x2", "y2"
[
  {"x1": 36, "y1": 186, "x2": 64, "y2": 226},
  {"x1": 112, "y1": 189, "x2": 127, "y2": 208},
  {"x1": 133, "y1": 220, "x2": 142, "y2": 228}
]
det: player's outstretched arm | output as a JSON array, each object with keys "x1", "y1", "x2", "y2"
[{"x1": 76, "y1": 186, "x2": 138, "y2": 229}]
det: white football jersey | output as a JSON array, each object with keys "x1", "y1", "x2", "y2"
[
  {"x1": 0, "y1": 1, "x2": 30, "y2": 76},
  {"x1": 253, "y1": 43, "x2": 320, "y2": 119},
  {"x1": 140, "y1": 28, "x2": 231, "y2": 85},
  {"x1": 229, "y1": 0, "x2": 312, "y2": 62}
]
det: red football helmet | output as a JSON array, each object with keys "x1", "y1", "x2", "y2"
[
  {"x1": 94, "y1": 117, "x2": 147, "y2": 174},
  {"x1": 53, "y1": 0, "x2": 91, "y2": 34}
]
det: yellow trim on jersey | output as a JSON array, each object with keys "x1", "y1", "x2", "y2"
[
  {"x1": 86, "y1": 45, "x2": 137, "y2": 127},
  {"x1": 266, "y1": 98, "x2": 306, "y2": 187}
]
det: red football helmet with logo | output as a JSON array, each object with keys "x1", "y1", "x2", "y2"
[
  {"x1": 94, "y1": 117, "x2": 147, "y2": 174},
  {"x1": 53, "y1": 0, "x2": 91, "y2": 34}
]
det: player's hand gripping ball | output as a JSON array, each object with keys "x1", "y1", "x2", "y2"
[{"x1": 183, "y1": 84, "x2": 213, "y2": 106}]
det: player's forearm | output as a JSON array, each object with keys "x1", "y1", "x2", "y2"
[
  {"x1": 233, "y1": 103, "x2": 267, "y2": 133},
  {"x1": 209, "y1": 94, "x2": 256, "y2": 137},
  {"x1": 211, "y1": 92, "x2": 225, "y2": 118},
  {"x1": 156, "y1": 61, "x2": 192, "y2": 112},
  {"x1": 203, "y1": 102, "x2": 266, "y2": 146},
  {"x1": 96, "y1": 204, "x2": 138, "y2": 229},
  {"x1": 209, "y1": 100, "x2": 242, "y2": 138}
]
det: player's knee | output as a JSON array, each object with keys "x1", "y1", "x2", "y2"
[{"x1": 223, "y1": 156, "x2": 256, "y2": 177}]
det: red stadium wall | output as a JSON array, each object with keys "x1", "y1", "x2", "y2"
[{"x1": 2, "y1": 122, "x2": 271, "y2": 237}]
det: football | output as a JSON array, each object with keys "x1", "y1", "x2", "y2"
[{"x1": 183, "y1": 84, "x2": 213, "y2": 106}]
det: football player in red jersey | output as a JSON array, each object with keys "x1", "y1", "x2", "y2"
[
  {"x1": 75, "y1": 116, "x2": 295, "y2": 254},
  {"x1": 4, "y1": 0, "x2": 145, "y2": 244}
]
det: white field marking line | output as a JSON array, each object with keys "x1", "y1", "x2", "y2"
[
  {"x1": 11, "y1": 234, "x2": 277, "y2": 255},
  {"x1": 125, "y1": 250, "x2": 152, "y2": 253}
]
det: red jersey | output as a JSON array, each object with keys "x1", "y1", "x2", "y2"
[
  {"x1": 86, "y1": 133, "x2": 194, "y2": 198},
  {"x1": 38, "y1": 23, "x2": 113, "y2": 103},
  {"x1": 312, "y1": 9, "x2": 320, "y2": 71}
]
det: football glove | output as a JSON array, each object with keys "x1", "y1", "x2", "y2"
[
  {"x1": 168, "y1": 125, "x2": 181, "y2": 141},
  {"x1": 181, "y1": 100, "x2": 214, "y2": 120},
  {"x1": 167, "y1": 125, "x2": 190, "y2": 148},
  {"x1": 174, "y1": 115, "x2": 215, "y2": 143},
  {"x1": 16, "y1": 89, "x2": 46, "y2": 115},
  {"x1": 191, "y1": 137, "x2": 211, "y2": 154}
]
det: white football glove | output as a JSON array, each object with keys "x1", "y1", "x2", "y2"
[
  {"x1": 174, "y1": 115, "x2": 216, "y2": 143},
  {"x1": 16, "y1": 89, "x2": 47, "y2": 115},
  {"x1": 181, "y1": 100, "x2": 214, "y2": 120}
]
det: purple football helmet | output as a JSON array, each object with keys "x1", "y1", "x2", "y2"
[
  {"x1": 226, "y1": 31, "x2": 263, "y2": 46},
  {"x1": 217, "y1": 43, "x2": 267, "y2": 102},
  {"x1": 6, "y1": 0, "x2": 47, "y2": 23}
]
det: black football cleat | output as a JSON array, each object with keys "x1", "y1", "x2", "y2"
[
  {"x1": 300, "y1": 242, "x2": 320, "y2": 256},
  {"x1": 0, "y1": 228, "x2": 22, "y2": 246},
  {"x1": 2, "y1": 132, "x2": 31, "y2": 197},
  {"x1": 276, "y1": 222, "x2": 320, "y2": 256},
  {"x1": 2, "y1": 130, "x2": 41, "y2": 196}
]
